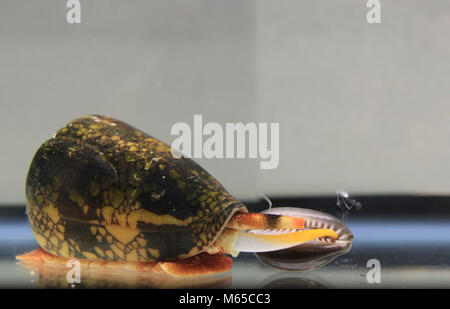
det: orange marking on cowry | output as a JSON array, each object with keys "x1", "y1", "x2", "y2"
[
  {"x1": 248, "y1": 228, "x2": 338, "y2": 244},
  {"x1": 227, "y1": 213, "x2": 305, "y2": 230}
]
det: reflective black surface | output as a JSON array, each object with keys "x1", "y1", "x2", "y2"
[{"x1": 0, "y1": 200, "x2": 449, "y2": 288}]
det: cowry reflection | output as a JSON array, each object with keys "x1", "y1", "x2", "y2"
[{"x1": 259, "y1": 272, "x2": 331, "y2": 289}]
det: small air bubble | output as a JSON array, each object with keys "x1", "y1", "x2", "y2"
[{"x1": 336, "y1": 190, "x2": 362, "y2": 211}]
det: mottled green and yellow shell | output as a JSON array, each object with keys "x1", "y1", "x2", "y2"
[{"x1": 25, "y1": 115, "x2": 246, "y2": 262}]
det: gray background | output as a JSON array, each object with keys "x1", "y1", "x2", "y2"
[{"x1": 1, "y1": 0, "x2": 449, "y2": 205}]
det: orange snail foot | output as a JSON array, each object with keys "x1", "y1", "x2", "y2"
[
  {"x1": 16, "y1": 248, "x2": 232, "y2": 278},
  {"x1": 159, "y1": 253, "x2": 232, "y2": 277}
]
